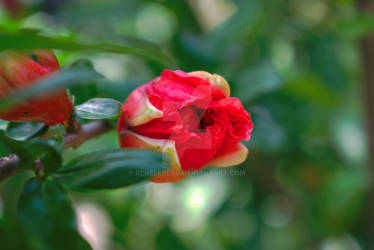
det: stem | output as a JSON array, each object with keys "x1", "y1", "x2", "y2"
[
  {"x1": 0, "y1": 154, "x2": 20, "y2": 182},
  {"x1": 0, "y1": 120, "x2": 114, "y2": 183},
  {"x1": 63, "y1": 120, "x2": 113, "y2": 149},
  {"x1": 63, "y1": 115, "x2": 82, "y2": 134},
  {"x1": 34, "y1": 158, "x2": 44, "y2": 177},
  {"x1": 357, "y1": 0, "x2": 374, "y2": 248}
]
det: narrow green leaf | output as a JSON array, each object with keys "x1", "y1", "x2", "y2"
[
  {"x1": 18, "y1": 178, "x2": 92, "y2": 250},
  {"x1": 55, "y1": 149, "x2": 169, "y2": 190},
  {"x1": 0, "y1": 28, "x2": 176, "y2": 67},
  {"x1": 6, "y1": 122, "x2": 47, "y2": 141},
  {"x1": 0, "y1": 69, "x2": 100, "y2": 110},
  {"x1": 75, "y1": 98, "x2": 122, "y2": 120}
]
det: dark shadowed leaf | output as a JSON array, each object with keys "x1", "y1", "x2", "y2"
[
  {"x1": 75, "y1": 98, "x2": 122, "y2": 120},
  {"x1": 0, "y1": 130, "x2": 62, "y2": 173},
  {"x1": 6, "y1": 122, "x2": 47, "y2": 141},
  {"x1": 0, "y1": 130, "x2": 33, "y2": 169},
  {"x1": 54, "y1": 149, "x2": 169, "y2": 190},
  {"x1": 156, "y1": 226, "x2": 188, "y2": 250},
  {"x1": 18, "y1": 178, "x2": 92, "y2": 250},
  {"x1": 27, "y1": 139, "x2": 63, "y2": 174}
]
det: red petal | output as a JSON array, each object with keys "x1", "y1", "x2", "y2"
[
  {"x1": 118, "y1": 129, "x2": 187, "y2": 183},
  {"x1": 0, "y1": 51, "x2": 72, "y2": 125},
  {"x1": 161, "y1": 69, "x2": 211, "y2": 87},
  {"x1": 0, "y1": 74, "x2": 12, "y2": 98},
  {"x1": 147, "y1": 69, "x2": 226, "y2": 110},
  {"x1": 171, "y1": 123, "x2": 227, "y2": 171},
  {"x1": 121, "y1": 84, "x2": 163, "y2": 127},
  {"x1": 207, "y1": 143, "x2": 248, "y2": 167},
  {"x1": 0, "y1": 51, "x2": 49, "y2": 88},
  {"x1": 0, "y1": 91, "x2": 72, "y2": 126},
  {"x1": 188, "y1": 71, "x2": 231, "y2": 97},
  {"x1": 207, "y1": 97, "x2": 253, "y2": 142},
  {"x1": 130, "y1": 100, "x2": 184, "y2": 139},
  {"x1": 31, "y1": 50, "x2": 60, "y2": 71}
]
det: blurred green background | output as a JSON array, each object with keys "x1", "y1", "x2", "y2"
[{"x1": 0, "y1": 0, "x2": 372, "y2": 249}]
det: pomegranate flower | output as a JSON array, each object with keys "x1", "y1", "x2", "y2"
[{"x1": 118, "y1": 70, "x2": 253, "y2": 183}]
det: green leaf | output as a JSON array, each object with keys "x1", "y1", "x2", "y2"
[
  {"x1": 6, "y1": 122, "x2": 47, "y2": 141},
  {"x1": 75, "y1": 98, "x2": 122, "y2": 120},
  {"x1": 0, "y1": 27, "x2": 176, "y2": 67},
  {"x1": 18, "y1": 178, "x2": 92, "y2": 250},
  {"x1": 0, "y1": 130, "x2": 33, "y2": 168},
  {"x1": 47, "y1": 136, "x2": 65, "y2": 154},
  {"x1": 0, "y1": 69, "x2": 100, "y2": 110},
  {"x1": 27, "y1": 139, "x2": 63, "y2": 174},
  {"x1": 0, "y1": 129, "x2": 63, "y2": 173},
  {"x1": 55, "y1": 149, "x2": 169, "y2": 190}
]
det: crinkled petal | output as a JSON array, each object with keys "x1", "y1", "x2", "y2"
[
  {"x1": 161, "y1": 69, "x2": 211, "y2": 87},
  {"x1": 171, "y1": 123, "x2": 227, "y2": 171},
  {"x1": 208, "y1": 97, "x2": 253, "y2": 141},
  {"x1": 147, "y1": 69, "x2": 226, "y2": 110}
]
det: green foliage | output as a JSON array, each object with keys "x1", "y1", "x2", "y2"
[
  {"x1": 0, "y1": 130, "x2": 62, "y2": 172},
  {"x1": 18, "y1": 178, "x2": 91, "y2": 250},
  {"x1": 55, "y1": 149, "x2": 168, "y2": 190},
  {"x1": 0, "y1": 130, "x2": 33, "y2": 168},
  {"x1": 0, "y1": 28, "x2": 175, "y2": 67},
  {"x1": 6, "y1": 122, "x2": 47, "y2": 141},
  {"x1": 27, "y1": 139, "x2": 63, "y2": 174},
  {"x1": 75, "y1": 98, "x2": 122, "y2": 120}
]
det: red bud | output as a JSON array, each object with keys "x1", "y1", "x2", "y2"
[{"x1": 0, "y1": 50, "x2": 73, "y2": 126}]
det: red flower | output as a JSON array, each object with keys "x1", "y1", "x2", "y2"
[
  {"x1": 118, "y1": 70, "x2": 253, "y2": 182},
  {"x1": 0, "y1": 50, "x2": 73, "y2": 126}
]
